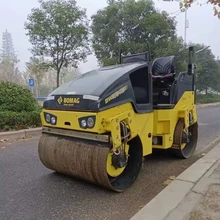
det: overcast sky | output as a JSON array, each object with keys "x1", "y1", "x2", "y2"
[{"x1": 0, "y1": 0, "x2": 219, "y2": 73}]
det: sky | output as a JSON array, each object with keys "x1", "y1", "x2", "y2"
[{"x1": 0, "y1": 0, "x2": 219, "y2": 74}]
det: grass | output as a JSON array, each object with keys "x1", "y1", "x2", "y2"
[{"x1": 196, "y1": 93, "x2": 220, "y2": 104}]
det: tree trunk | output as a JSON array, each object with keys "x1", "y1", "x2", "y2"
[
  {"x1": 205, "y1": 85, "x2": 208, "y2": 95},
  {"x1": 36, "y1": 78, "x2": 40, "y2": 97},
  {"x1": 37, "y1": 82, "x2": 39, "y2": 97},
  {"x1": 57, "y1": 69, "x2": 60, "y2": 88}
]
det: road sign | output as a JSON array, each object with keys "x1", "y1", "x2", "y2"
[{"x1": 29, "y1": 78, "x2": 35, "y2": 87}]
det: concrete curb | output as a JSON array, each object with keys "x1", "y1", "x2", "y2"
[
  {"x1": 0, "y1": 127, "x2": 42, "y2": 142},
  {"x1": 24, "y1": 127, "x2": 42, "y2": 138},
  {"x1": 130, "y1": 143, "x2": 220, "y2": 220}
]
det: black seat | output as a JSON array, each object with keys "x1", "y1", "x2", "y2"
[
  {"x1": 152, "y1": 56, "x2": 176, "y2": 80},
  {"x1": 152, "y1": 56, "x2": 176, "y2": 108}
]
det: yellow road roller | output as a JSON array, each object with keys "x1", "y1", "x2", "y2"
[{"x1": 38, "y1": 46, "x2": 198, "y2": 192}]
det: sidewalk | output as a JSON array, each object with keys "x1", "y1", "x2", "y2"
[{"x1": 130, "y1": 142, "x2": 220, "y2": 220}]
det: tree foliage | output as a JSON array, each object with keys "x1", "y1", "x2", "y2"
[
  {"x1": 107, "y1": 0, "x2": 115, "y2": 5},
  {"x1": 60, "y1": 66, "x2": 80, "y2": 85},
  {"x1": 24, "y1": 0, "x2": 91, "y2": 88},
  {"x1": 192, "y1": 43, "x2": 220, "y2": 93},
  {"x1": 91, "y1": 0, "x2": 186, "y2": 71},
  {"x1": 26, "y1": 57, "x2": 48, "y2": 97},
  {"x1": 0, "y1": 30, "x2": 23, "y2": 84},
  {"x1": 91, "y1": 0, "x2": 175, "y2": 61},
  {"x1": 1, "y1": 30, "x2": 16, "y2": 60},
  {"x1": 91, "y1": 0, "x2": 220, "y2": 93},
  {"x1": 180, "y1": 0, "x2": 220, "y2": 19}
]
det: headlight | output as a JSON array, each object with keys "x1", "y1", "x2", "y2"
[
  {"x1": 44, "y1": 112, "x2": 57, "y2": 125},
  {"x1": 81, "y1": 119, "x2": 87, "y2": 128},
  {"x1": 87, "y1": 117, "x2": 94, "y2": 128},
  {"x1": 51, "y1": 117, "x2": 56, "y2": 125},
  {"x1": 45, "y1": 114, "x2": 51, "y2": 123},
  {"x1": 78, "y1": 116, "x2": 96, "y2": 129}
]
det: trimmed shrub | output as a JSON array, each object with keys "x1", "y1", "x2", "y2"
[
  {"x1": 0, "y1": 81, "x2": 40, "y2": 112},
  {"x1": 0, "y1": 81, "x2": 42, "y2": 131},
  {"x1": 0, "y1": 111, "x2": 41, "y2": 131}
]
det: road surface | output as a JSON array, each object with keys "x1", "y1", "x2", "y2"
[{"x1": 1, "y1": 106, "x2": 220, "y2": 220}]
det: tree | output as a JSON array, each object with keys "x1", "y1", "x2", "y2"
[
  {"x1": 0, "y1": 58, "x2": 22, "y2": 84},
  {"x1": 42, "y1": 69, "x2": 57, "y2": 91},
  {"x1": 24, "y1": 0, "x2": 91, "y2": 88},
  {"x1": 37, "y1": 69, "x2": 57, "y2": 97},
  {"x1": 179, "y1": 0, "x2": 220, "y2": 19},
  {"x1": 60, "y1": 66, "x2": 80, "y2": 85},
  {"x1": 214, "y1": 60, "x2": 220, "y2": 93},
  {"x1": 1, "y1": 29, "x2": 16, "y2": 60},
  {"x1": 0, "y1": 30, "x2": 22, "y2": 84},
  {"x1": 26, "y1": 57, "x2": 48, "y2": 97},
  {"x1": 192, "y1": 43, "x2": 220, "y2": 94},
  {"x1": 91, "y1": 0, "x2": 183, "y2": 67},
  {"x1": 107, "y1": 0, "x2": 115, "y2": 5}
]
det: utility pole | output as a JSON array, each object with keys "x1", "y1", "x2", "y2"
[
  {"x1": 184, "y1": 8, "x2": 189, "y2": 43},
  {"x1": 184, "y1": 9, "x2": 187, "y2": 42},
  {"x1": 163, "y1": 0, "x2": 189, "y2": 44}
]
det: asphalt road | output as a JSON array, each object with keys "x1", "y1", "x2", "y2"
[{"x1": 1, "y1": 106, "x2": 220, "y2": 220}]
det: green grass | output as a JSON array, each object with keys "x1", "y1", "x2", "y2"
[{"x1": 196, "y1": 93, "x2": 220, "y2": 104}]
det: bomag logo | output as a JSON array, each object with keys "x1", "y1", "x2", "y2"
[
  {"x1": 57, "y1": 96, "x2": 63, "y2": 105},
  {"x1": 64, "y1": 97, "x2": 80, "y2": 104},
  {"x1": 57, "y1": 96, "x2": 80, "y2": 106}
]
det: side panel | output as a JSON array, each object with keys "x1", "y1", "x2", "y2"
[
  {"x1": 171, "y1": 72, "x2": 193, "y2": 104},
  {"x1": 99, "y1": 65, "x2": 153, "y2": 114},
  {"x1": 98, "y1": 104, "x2": 154, "y2": 157},
  {"x1": 153, "y1": 91, "x2": 197, "y2": 149},
  {"x1": 135, "y1": 112, "x2": 154, "y2": 156}
]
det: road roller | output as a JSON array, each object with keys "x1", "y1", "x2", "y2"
[{"x1": 38, "y1": 46, "x2": 198, "y2": 192}]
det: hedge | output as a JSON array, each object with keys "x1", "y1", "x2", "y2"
[
  {"x1": 0, "y1": 81, "x2": 42, "y2": 131},
  {"x1": 0, "y1": 111, "x2": 42, "y2": 131},
  {"x1": 0, "y1": 81, "x2": 39, "y2": 112}
]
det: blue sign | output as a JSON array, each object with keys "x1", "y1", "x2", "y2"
[{"x1": 29, "y1": 78, "x2": 35, "y2": 87}]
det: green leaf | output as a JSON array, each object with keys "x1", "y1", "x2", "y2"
[
  {"x1": 91, "y1": 0, "x2": 183, "y2": 68},
  {"x1": 24, "y1": 0, "x2": 91, "y2": 88}
]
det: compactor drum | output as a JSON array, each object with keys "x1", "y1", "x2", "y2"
[{"x1": 38, "y1": 46, "x2": 198, "y2": 192}]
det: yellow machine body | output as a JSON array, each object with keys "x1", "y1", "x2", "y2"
[
  {"x1": 40, "y1": 90, "x2": 197, "y2": 157},
  {"x1": 38, "y1": 47, "x2": 198, "y2": 192}
]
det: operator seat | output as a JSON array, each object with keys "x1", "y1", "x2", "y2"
[
  {"x1": 152, "y1": 56, "x2": 176, "y2": 108},
  {"x1": 152, "y1": 55, "x2": 176, "y2": 80}
]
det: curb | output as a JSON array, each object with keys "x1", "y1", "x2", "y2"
[
  {"x1": 130, "y1": 143, "x2": 220, "y2": 220},
  {"x1": 0, "y1": 127, "x2": 42, "y2": 142}
]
